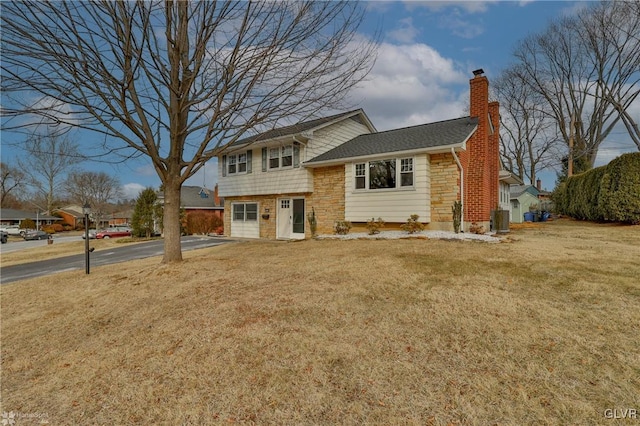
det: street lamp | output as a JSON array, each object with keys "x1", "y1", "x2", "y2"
[{"x1": 83, "y1": 202, "x2": 91, "y2": 274}]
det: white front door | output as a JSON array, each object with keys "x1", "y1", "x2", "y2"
[{"x1": 277, "y1": 198, "x2": 305, "y2": 240}]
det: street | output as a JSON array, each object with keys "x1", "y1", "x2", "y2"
[{"x1": 0, "y1": 236, "x2": 234, "y2": 284}]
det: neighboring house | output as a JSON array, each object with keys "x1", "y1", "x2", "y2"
[
  {"x1": 156, "y1": 185, "x2": 224, "y2": 233},
  {"x1": 510, "y1": 185, "x2": 541, "y2": 223},
  {"x1": 0, "y1": 208, "x2": 60, "y2": 228},
  {"x1": 499, "y1": 169, "x2": 524, "y2": 221},
  {"x1": 218, "y1": 71, "x2": 501, "y2": 239},
  {"x1": 157, "y1": 185, "x2": 224, "y2": 217},
  {"x1": 54, "y1": 205, "x2": 111, "y2": 229},
  {"x1": 108, "y1": 210, "x2": 133, "y2": 227},
  {"x1": 54, "y1": 205, "x2": 89, "y2": 229}
]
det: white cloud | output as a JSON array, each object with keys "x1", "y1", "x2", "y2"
[
  {"x1": 121, "y1": 183, "x2": 146, "y2": 201},
  {"x1": 387, "y1": 17, "x2": 420, "y2": 43},
  {"x1": 351, "y1": 42, "x2": 469, "y2": 130},
  {"x1": 405, "y1": 1, "x2": 497, "y2": 14},
  {"x1": 438, "y1": 15, "x2": 484, "y2": 39}
]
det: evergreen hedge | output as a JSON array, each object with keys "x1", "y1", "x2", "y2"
[{"x1": 553, "y1": 153, "x2": 640, "y2": 224}]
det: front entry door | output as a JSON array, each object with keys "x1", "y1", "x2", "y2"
[{"x1": 277, "y1": 198, "x2": 305, "y2": 239}]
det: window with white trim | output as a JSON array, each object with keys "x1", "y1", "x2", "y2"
[
  {"x1": 268, "y1": 144, "x2": 294, "y2": 170},
  {"x1": 282, "y1": 145, "x2": 293, "y2": 167},
  {"x1": 225, "y1": 151, "x2": 251, "y2": 175},
  {"x1": 233, "y1": 203, "x2": 258, "y2": 221},
  {"x1": 355, "y1": 163, "x2": 366, "y2": 189},
  {"x1": 269, "y1": 148, "x2": 280, "y2": 169},
  {"x1": 400, "y1": 158, "x2": 413, "y2": 187},
  {"x1": 354, "y1": 157, "x2": 414, "y2": 190},
  {"x1": 238, "y1": 153, "x2": 247, "y2": 173},
  {"x1": 228, "y1": 155, "x2": 237, "y2": 174}
]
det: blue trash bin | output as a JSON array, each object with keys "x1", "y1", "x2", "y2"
[{"x1": 524, "y1": 212, "x2": 535, "y2": 222}]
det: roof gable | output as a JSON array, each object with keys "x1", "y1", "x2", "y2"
[
  {"x1": 305, "y1": 116, "x2": 478, "y2": 165},
  {"x1": 228, "y1": 109, "x2": 375, "y2": 149}
]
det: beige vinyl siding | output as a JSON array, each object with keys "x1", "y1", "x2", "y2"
[
  {"x1": 345, "y1": 155, "x2": 431, "y2": 223},
  {"x1": 218, "y1": 147, "x2": 313, "y2": 197},
  {"x1": 305, "y1": 118, "x2": 372, "y2": 160},
  {"x1": 219, "y1": 117, "x2": 371, "y2": 198}
]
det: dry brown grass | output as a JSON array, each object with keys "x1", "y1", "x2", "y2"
[{"x1": 1, "y1": 219, "x2": 639, "y2": 425}]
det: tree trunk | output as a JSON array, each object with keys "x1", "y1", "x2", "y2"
[{"x1": 162, "y1": 177, "x2": 183, "y2": 263}]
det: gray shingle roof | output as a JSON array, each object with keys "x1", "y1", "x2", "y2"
[
  {"x1": 230, "y1": 109, "x2": 367, "y2": 147},
  {"x1": 180, "y1": 186, "x2": 223, "y2": 209},
  {"x1": 510, "y1": 184, "x2": 539, "y2": 198},
  {"x1": 305, "y1": 116, "x2": 478, "y2": 165}
]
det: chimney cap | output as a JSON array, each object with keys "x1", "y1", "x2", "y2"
[{"x1": 472, "y1": 68, "x2": 485, "y2": 76}]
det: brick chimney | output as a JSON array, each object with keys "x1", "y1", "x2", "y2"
[
  {"x1": 463, "y1": 70, "x2": 500, "y2": 228},
  {"x1": 214, "y1": 183, "x2": 220, "y2": 206},
  {"x1": 536, "y1": 179, "x2": 542, "y2": 191}
]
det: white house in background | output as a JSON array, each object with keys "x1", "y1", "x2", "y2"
[{"x1": 499, "y1": 169, "x2": 523, "y2": 221}]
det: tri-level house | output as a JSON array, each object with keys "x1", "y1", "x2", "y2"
[{"x1": 218, "y1": 71, "x2": 500, "y2": 239}]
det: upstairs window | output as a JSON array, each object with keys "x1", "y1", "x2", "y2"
[
  {"x1": 228, "y1": 155, "x2": 237, "y2": 174},
  {"x1": 238, "y1": 153, "x2": 247, "y2": 173},
  {"x1": 223, "y1": 151, "x2": 252, "y2": 176},
  {"x1": 269, "y1": 148, "x2": 280, "y2": 169},
  {"x1": 265, "y1": 144, "x2": 297, "y2": 170}
]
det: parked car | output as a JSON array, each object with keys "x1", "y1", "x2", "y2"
[
  {"x1": 23, "y1": 230, "x2": 49, "y2": 241},
  {"x1": 0, "y1": 225, "x2": 25, "y2": 236},
  {"x1": 95, "y1": 228, "x2": 132, "y2": 239},
  {"x1": 1, "y1": 231, "x2": 7, "y2": 244},
  {"x1": 81, "y1": 230, "x2": 97, "y2": 239}
]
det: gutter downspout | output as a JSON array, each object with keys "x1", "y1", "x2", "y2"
[{"x1": 451, "y1": 147, "x2": 464, "y2": 232}]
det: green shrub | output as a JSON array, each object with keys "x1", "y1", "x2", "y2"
[
  {"x1": 553, "y1": 152, "x2": 640, "y2": 224},
  {"x1": 400, "y1": 214, "x2": 424, "y2": 234},
  {"x1": 334, "y1": 220, "x2": 351, "y2": 235},
  {"x1": 366, "y1": 217, "x2": 385, "y2": 235},
  {"x1": 598, "y1": 153, "x2": 640, "y2": 224}
]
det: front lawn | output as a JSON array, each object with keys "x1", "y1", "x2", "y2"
[{"x1": 1, "y1": 219, "x2": 638, "y2": 424}]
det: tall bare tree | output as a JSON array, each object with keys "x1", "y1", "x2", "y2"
[
  {"x1": 0, "y1": 162, "x2": 27, "y2": 208},
  {"x1": 494, "y1": 66, "x2": 561, "y2": 184},
  {"x1": 511, "y1": 0, "x2": 640, "y2": 174},
  {"x1": 65, "y1": 171, "x2": 122, "y2": 230},
  {"x1": 1, "y1": 1, "x2": 377, "y2": 262},
  {"x1": 18, "y1": 130, "x2": 85, "y2": 213}
]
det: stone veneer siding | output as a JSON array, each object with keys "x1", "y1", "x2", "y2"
[
  {"x1": 308, "y1": 165, "x2": 345, "y2": 235},
  {"x1": 429, "y1": 153, "x2": 460, "y2": 227},
  {"x1": 224, "y1": 193, "x2": 311, "y2": 239}
]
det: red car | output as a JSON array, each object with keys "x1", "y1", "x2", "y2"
[{"x1": 94, "y1": 228, "x2": 132, "y2": 239}]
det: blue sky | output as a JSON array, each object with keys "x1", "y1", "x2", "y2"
[{"x1": 1, "y1": 1, "x2": 637, "y2": 199}]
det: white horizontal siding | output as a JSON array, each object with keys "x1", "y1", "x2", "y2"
[
  {"x1": 305, "y1": 118, "x2": 372, "y2": 160},
  {"x1": 345, "y1": 155, "x2": 431, "y2": 223},
  {"x1": 218, "y1": 147, "x2": 313, "y2": 197}
]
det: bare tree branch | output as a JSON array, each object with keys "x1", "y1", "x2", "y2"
[{"x1": 1, "y1": 1, "x2": 377, "y2": 262}]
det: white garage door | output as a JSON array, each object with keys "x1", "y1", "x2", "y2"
[{"x1": 230, "y1": 203, "x2": 259, "y2": 238}]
